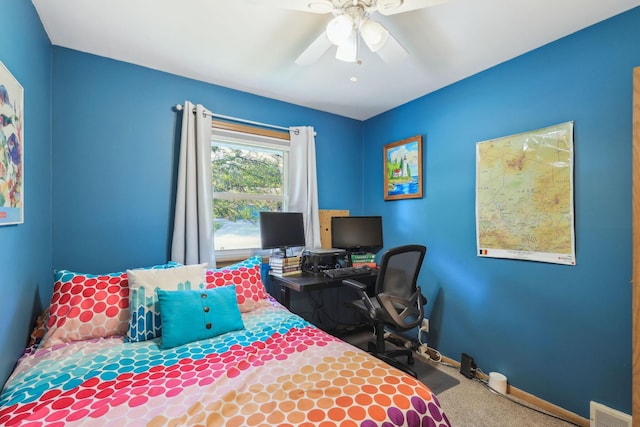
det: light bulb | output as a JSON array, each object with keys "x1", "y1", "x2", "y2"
[
  {"x1": 326, "y1": 14, "x2": 354, "y2": 46},
  {"x1": 335, "y1": 31, "x2": 357, "y2": 62},
  {"x1": 360, "y1": 19, "x2": 389, "y2": 52}
]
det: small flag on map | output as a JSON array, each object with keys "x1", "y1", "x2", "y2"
[{"x1": 479, "y1": 249, "x2": 488, "y2": 255}]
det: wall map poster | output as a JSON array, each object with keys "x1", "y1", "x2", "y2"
[{"x1": 476, "y1": 122, "x2": 575, "y2": 265}]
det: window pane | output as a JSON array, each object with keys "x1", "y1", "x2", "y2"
[
  {"x1": 211, "y1": 139, "x2": 286, "y2": 253},
  {"x1": 212, "y1": 144, "x2": 283, "y2": 195},
  {"x1": 213, "y1": 200, "x2": 282, "y2": 251}
]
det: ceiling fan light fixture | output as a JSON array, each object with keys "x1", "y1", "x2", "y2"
[
  {"x1": 360, "y1": 19, "x2": 389, "y2": 52},
  {"x1": 307, "y1": 1, "x2": 334, "y2": 13},
  {"x1": 376, "y1": 0, "x2": 403, "y2": 14},
  {"x1": 326, "y1": 14, "x2": 354, "y2": 45},
  {"x1": 335, "y1": 31, "x2": 358, "y2": 62}
]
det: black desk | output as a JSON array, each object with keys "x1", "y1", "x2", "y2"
[{"x1": 269, "y1": 270, "x2": 377, "y2": 310}]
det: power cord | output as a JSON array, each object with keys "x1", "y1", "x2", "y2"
[
  {"x1": 309, "y1": 288, "x2": 342, "y2": 329},
  {"x1": 470, "y1": 368, "x2": 580, "y2": 426},
  {"x1": 415, "y1": 324, "x2": 442, "y2": 363},
  {"x1": 400, "y1": 330, "x2": 580, "y2": 426}
]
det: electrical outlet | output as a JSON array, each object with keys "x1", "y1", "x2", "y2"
[{"x1": 420, "y1": 318, "x2": 429, "y2": 333}]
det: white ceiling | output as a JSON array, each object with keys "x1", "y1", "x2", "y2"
[{"x1": 33, "y1": 0, "x2": 640, "y2": 120}]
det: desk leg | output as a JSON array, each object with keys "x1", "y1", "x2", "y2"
[{"x1": 280, "y1": 285, "x2": 291, "y2": 309}]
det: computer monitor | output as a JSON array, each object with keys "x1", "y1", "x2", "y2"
[
  {"x1": 331, "y1": 216, "x2": 383, "y2": 254},
  {"x1": 259, "y1": 211, "x2": 305, "y2": 256}
]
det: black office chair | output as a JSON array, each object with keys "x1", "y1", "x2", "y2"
[{"x1": 343, "y1": 244, "x2": 427, "y2": 378}]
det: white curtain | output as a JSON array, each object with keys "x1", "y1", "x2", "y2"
[
  {"x1": 288, "y1": 126, "x2": 321, "y2": 249},
  {"x1": 171, "y1": 101, "x2": 215, "y2": 267}
]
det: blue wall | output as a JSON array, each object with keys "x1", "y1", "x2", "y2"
[
  {"x1": 1, "y1": 0, "x2": 637, "y2": 419},
  {"x1": 363, "y1": 7, "x2": 639, "y2": 417},
  {"x1": 0, "y1": 1, "x2": 53, "y2": 386},
  {"x1": 51, "y1": 47, "x2": 364, "y2": 274}
]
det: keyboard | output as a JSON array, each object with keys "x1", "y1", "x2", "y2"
[{"x1": 323, "y1": 265, "x2": 372, "y2": 279}]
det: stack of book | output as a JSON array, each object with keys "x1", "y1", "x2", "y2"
[
  {"x1": 350, "y1": 253, "x2": 377, "y2": 268},
  {"x1": 269, "y1": 255, "x2": 302, "y2": 276}
]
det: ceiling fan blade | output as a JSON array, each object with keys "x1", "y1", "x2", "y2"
[
  {"x1": 295, "y1": 31, "x2": 333, "y2": 65},
  {"x1": 377, "y1": 0, "x2": 450, "y2": 15},
  {"x1": 375, "y1": 32, "x2": 408, "y2": 63},
  {"x1": 257, "y1": 0, "x2": 334, "y2": 13}
]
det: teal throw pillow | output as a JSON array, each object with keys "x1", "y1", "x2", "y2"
[{"x1": 157, "y1": 286, "x2": 245, "y2": 349}]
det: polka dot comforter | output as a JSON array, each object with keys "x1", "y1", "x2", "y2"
[{"x1": 0, "y1": 300, "x2": 450, "y2": 427}]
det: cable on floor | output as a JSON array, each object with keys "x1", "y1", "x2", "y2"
[
  {"x1": 408, "y1": 330, "x2": 580, "y2": 426},
  {"x1": 471, "y1": 368, "x2": 581, "y2": 426},
  {"x1": 416, "y1": 326, "x2": 442, "y2": 362}
]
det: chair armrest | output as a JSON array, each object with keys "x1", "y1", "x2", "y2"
[
  {"x1": 342, "y1": 279, "x2": 377, "y2": 319},
  {"x1": 342, "y1": 279, "x2": 368, "y2": 292},
  {"x1": 377, "y1": 287, "x2": 424, "y2": 329}
]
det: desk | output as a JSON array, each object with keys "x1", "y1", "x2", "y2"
[{"x1": 269, "y1": 270, "x2": 377, "y2": 310}]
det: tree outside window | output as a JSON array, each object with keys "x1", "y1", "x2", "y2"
[{"x1": 211, "y1": 139, "x2": 288, "y2": 257}]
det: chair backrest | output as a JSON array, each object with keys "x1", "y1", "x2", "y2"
[
  {"x1": 375, "y1": 244, "x2": 427, "y2": 297},
  {"x1": 374, "y1": 244, "x2": 427, "y2": 329}
]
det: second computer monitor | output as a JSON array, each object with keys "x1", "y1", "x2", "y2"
[{"x1": 331, "y1": 216, "x2": 383, "y2": 254}]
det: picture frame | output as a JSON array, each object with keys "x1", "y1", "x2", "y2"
[
  {"x1": 0, "y1": 61, "x2": 24, "y2": 225},
  {"x1": 384, "y1": 135, "x2": 423, "y2": 201}
]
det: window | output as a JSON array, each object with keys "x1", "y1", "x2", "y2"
[{"x1": 211, "y1": 122, "x2": 290, "y2": 260}]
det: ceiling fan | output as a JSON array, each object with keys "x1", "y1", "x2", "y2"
[{"x1": 268, "y1": 0, "x2": 448, "y2": 65}]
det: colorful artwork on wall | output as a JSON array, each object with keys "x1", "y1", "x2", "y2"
[
  {"x1": 0, "y1": 61, "x2": 24, "y2": 225},
  {"x1": 384, "y1": 135, "x2": 423, "y2": 201}
]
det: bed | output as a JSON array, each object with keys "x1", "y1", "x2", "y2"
[{"x1": 0, "y1": 257, "x2": 450, "y2": 427}]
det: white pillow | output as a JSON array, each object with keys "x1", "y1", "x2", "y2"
[{"x1": 126, "y1": 263, "x2": 207, "y2": 342}]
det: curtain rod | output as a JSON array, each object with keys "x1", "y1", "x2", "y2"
[{"x1": 174, "y1": 104, "x2": 291, "y2": 133}]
